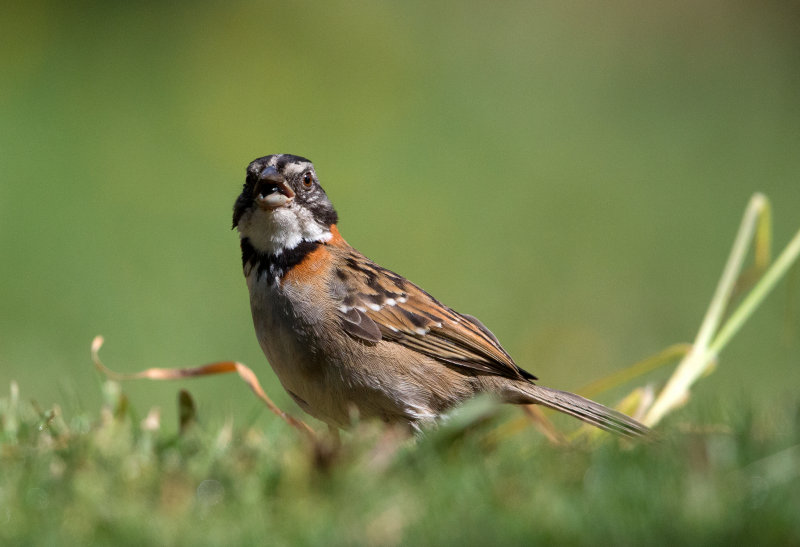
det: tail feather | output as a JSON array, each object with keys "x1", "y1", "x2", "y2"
[{"x1": 518, "y1": 384, "x2": 650, "y2": 438}]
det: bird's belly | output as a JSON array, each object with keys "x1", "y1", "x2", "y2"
[
  {"x1": 248, "y1": 279, "x2": 463, "y2": 429},
  {"x1": 250, "y1": 300, "x2": 329, "y2": 421},
  {"x1": 248, "y1": 281, "x2": 370, "y2": 427}
]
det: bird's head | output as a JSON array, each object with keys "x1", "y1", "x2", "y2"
[{"x1": 233, "y1": 154, "x2": 338, "y2": 255}]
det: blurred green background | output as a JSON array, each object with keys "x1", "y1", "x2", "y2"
[{"x1": 1, "y1": 1, "x2": 798, "y2": 429}]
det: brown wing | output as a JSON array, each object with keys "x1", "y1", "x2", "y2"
[{"x1": 332, "y1": 248, "x2": 536, "y2": 381}]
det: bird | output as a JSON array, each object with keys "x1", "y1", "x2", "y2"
[{"x1": 233, "y1": 154, "x2": 649, "y2": 438}]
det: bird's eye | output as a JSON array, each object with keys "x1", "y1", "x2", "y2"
[{"x1": 302, "y1": 172, "x2": 314, "y2": 188}]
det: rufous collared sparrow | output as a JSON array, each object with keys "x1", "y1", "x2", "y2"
[{"x1": 233, "y1": 154, "x2": 649, "y2": 437}]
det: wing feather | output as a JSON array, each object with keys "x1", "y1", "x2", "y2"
[{"x1": 332, "y1": 248, "x2": 536, "y2": 381}]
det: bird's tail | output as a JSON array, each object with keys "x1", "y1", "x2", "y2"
[{"x1": 513, "y1": 383, "x2": 650, "y2": 438}]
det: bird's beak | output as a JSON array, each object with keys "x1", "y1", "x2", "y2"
[{"x1": 254, "y1": 166, "x2": 296, "y2": 210}]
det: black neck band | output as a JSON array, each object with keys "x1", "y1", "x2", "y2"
[{"x1": 241, "y1": 238, "x2": 322, "y2": 285}]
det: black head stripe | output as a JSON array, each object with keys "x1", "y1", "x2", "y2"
[
  {"x1": 306, "y1": 200, "x2": 338, "y2": 227},
  {"x1": 275, "y1": 154, "x2": 312, "y2": 171}
]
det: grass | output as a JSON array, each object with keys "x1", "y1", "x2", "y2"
[{"x1": 2, "y1": 381, "x2": 799, "y2": 545}]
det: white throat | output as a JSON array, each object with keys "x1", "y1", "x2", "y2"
[{"x1": 237, "y1": 203, "x2": 332, "y2": 255}]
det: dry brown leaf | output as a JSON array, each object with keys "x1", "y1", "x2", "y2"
[{"x1": 91, "y1": 335, "x2": 316, "y2": 441}]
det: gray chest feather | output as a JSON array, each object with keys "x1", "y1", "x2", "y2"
[
  {"x1": 246, "y1": 272, "x2": 354, "y2": 423},
  {"x1": 247, "y1": 274, "x2": 325, "y2": 368}
]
